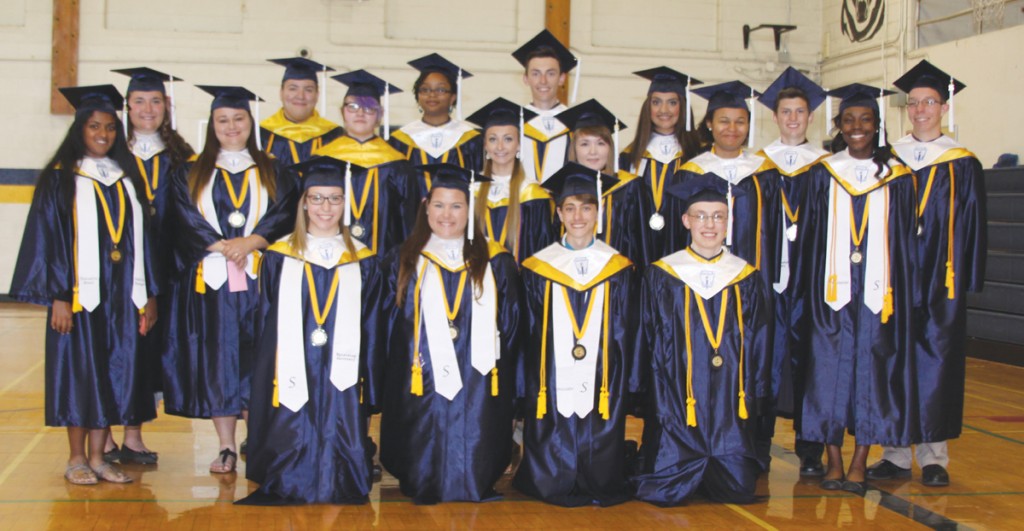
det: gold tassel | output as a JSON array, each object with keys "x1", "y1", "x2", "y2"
[
  {"x1": 72, "y1": 288, "x2": 83, "y2": 313},
  {"x1": 737, "y1": 391, "x2": 749, "y2": 420},
  {"x1": 195, "y1": 262, "x2": 206, "y2": 294},
  {"x1": 272, "y1": 378, "x2": 280, "y2": 408},
  {"x1": 686, "y1": 397, "x2": 697, "y2": 427},
  {"x1": 359, "y1": 377, "x2": 364, "y2": 405},
  {"x1": 599, "y1": 388, "x2": 610, "y2": 420},
  {"x1": 490, "y1": 367, "x2": 498, "y2": 397},
  {"x1": 945, "y1": 260, "x2": 955, "y2": 300},
  {"x1": 411, "y1": 361, "x2": 423, "y2": 396},
  {"x1": 881, "y1": 287, "x2": 894, "y2": 324},
  {"x1": 251, "y1": 251, "x2": 262, "y2": 275},
  {"x1": 826, "y1": 274, "x2": 838, "y2": 302},
  {"x1": 536, "y1": 389, "x2": 547, "y2": 418}
]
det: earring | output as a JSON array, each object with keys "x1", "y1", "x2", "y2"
[
  {"x1": 515, "y1": 151, "x2": 520, "y2": 159},
  {"x1": 417, "y1": 106, "x2": 423, "y2": 114},
  {"x1": 484, "y1": 152, "x2": 490, "y2": 160}
]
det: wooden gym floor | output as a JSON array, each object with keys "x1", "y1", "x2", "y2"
[{"x1": 0, "y1": 302, "x2": 1021, "y2": 530}]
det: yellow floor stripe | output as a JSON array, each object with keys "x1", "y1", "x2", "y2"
[
  {"x1": 0, "y1": 428, "x2": 47, "y2": 487},
  {"x1": 725, "y1": 503, "x2": 777, "y2": 530},
  {"x1": 0, "y1": 359, "x2": 43, "y2": 396}
]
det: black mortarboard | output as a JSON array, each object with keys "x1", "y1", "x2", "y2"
[
  {"x1": 758, "y1": 66, "x2": 827, "y2": 111},
  {"x1": 665, "y1": 173, "x2": 744, "y2": 208},
  {"x1": 408, "y1": 53, "x2": 473, "y2": 80},
  {"x1": 267, "y1": 57, "x2": 335, "y2": 84},
  {"x1": 418, "y1": 163, "x2": 490, "y2": 192},
  {"x1": 511, "y1": 29, "x2": 578, "y2": 72},
  {"x1": 331, "y1": 69, "x2": 402, "y2": 99},
  {"x1": 464, "y1": 97, "x2": 538, "y2": 129},
  {"x1": 59, "y1": 85, "x2": 123, "y2": 117},
  {"x1": 893, "y1": 60, "x2": 965, "y2": 101},
  {"x1": 691, "y1": 80, "x2": 759, "y2": 114},
  {"x1": 556, "y1": 99, "x2": 628, "y2": 132},
  {"x1": 827, "y1": 83, "x2": 895, "y2": 114},
  {"x1": 290, "y1": 156, "x2": 365, "y2": 190},
  {"x1": 633, "y1": 66, "x2": 702, "y2": 96},
  {"x1": 111, "y1": 67, "x2": 181, "y2": 94},
  {"x1": 196, "y1": 85, "x2": 264, "y2": 111},
  {"x1": 541, "y1": 162, "x2": 619, "y2": 202}
]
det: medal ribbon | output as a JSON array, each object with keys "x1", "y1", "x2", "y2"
[
  {"x1": 780, "y1": 188, "x2": 799, "y2": 225},
  {"x1": 349, "y1": 168, "x2": 377, "y2": 225},
  {"x1": 694, "y1": 287, "x2": 729, "y2": 355},
  {"x1": 650, "y1": 160, "x2": 669, "y2": 212},
  {"x1": 484, "y1": 207, "x2": 510, "y2": 248},
  {"x1": 93, "y1": 181, "x2": 126, "y2": 248},
  {"x1": 220, "y1": 169, "x2": 250, "y2": 212},
  {"x1": 559, "y1": 284, "x2": 599, "y2": 346},
  {"x1": 304, "y1": 263, "x2": 340, "y2": 331},
  {"x1": 134, "y1": 155, "x2": 159, "y2": 202},
  {"x1": 435, "y1": 264, "x2": 468, "y2": 324},
  {"x1": 849, "y1": 196, "x2": 870, "y2": 250}
]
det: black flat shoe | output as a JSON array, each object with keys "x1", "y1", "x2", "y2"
[
  {"x1": 239, "y1": 438, "x2": 248, "y2": 455},
  {"x1": 841, "y1": 480, "x2": 868, "y2": 496},
  {"x1": 800, "y1": 455, "x2": 826, "y2": 477},
  {"x1": 865, "y1": 459, "x2": 912, "y2": 480},
  {"x1": 820, "y1": 477, "x2": 845, "y2": 490},
  {"x1": 119, "y1": 445, "x2": 158, "y2": 465},
  {"x1": 102, "y1": 443, "x2": 120, "y2": 464},
  {"x1": 921, "y1": 464, "x2": 949, "y2": 487}
]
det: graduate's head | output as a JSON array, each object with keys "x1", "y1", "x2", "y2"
[
  {"x1": 894, "y1": 60, "x2": 963, "y2": 141},
  {"x1": 557, "y1": 194, "x2": 599, "y2": 243},
  {"x1": 512, "y1": 30, "x2": 576, "y2": 109},
  {"x1": 302, "y1": 185, "x2": 345, "y2": 236},
  {"x1": 559, "y1": 99, "x2": 624, "y2": 173},
  {"x1": 693, "y1": 81, "x2": 756, "y2": 157},
  {"x1": 58, "y1": 85, "x2": 126, "y2": 159},
  {"x1": 759, "y1": 67, "x2": 827, "y2": 146},
  {"x1": 467, "y1": 98, "x2": 537, "y2": 176},
  {"x1": 417, "y1": 164, "x2": 489, "y2": 241},
  {"x1": 683, "y1": 195, "x2": 729, "y2": 257},
  {"x1": 341, "y1": 95, "x2": 381, "y2": 140},
  {"x1": 125, "y1": 90, "x2": 167, "y2": 135},
  {"x1": 409, "y1": 54, "x2": 468, "y2": 120},
  {"x1": 287, "y1": 156, "x2": 360, "y2": 253},
  {"x1": 633, "y1": 67, "x2": 695, "y2": 135},
  {"x1": 268, "y1": 57, "x2": 329, "y2": 123},
  {"x1": 195, "y1": 85, "x2": 262, "y2": 154},
  {"x1": 484, "y1": 125, "x2": 520, "y2": 169},
  {"x1": 835, "y1": 104, "x2": 878, "y2": 157},
  {"x1": 543, "y1": 162, "x2": 617, "y2": 242}
]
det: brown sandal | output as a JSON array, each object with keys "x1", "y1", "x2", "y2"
[
  {"x1": 64, "y1": 463, "x2": 98, "y2": 485},
  {"x1": 209, "y1": 448, "x2": 237, "y2": 474},
  {"x1": 91, "y1": 462, "x2": 133, "y2": 483}
]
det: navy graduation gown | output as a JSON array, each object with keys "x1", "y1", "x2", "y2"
[
  {"x1": 11, "y1": 168, "x2": 159, "y2": 428},
  {"x1": 480, "y1": 183, "x2": 558, "y2": 264},
  {"x1": 379, "y1": 244, "x2": 522, "y2": 504},
  {"x1": 241, "y1": 244, "x2": 384, "y2": 505},
  {"x1": 513, "y1": 242, "x2": 641, "y2": 507},
  {"x1": 260, "y1": 109, "x2": 344, "y2": 167},
  {"x1": 389, "y1": 123, "x2": 483, "y2": 196},
  {"x1": 798, "y1": 156, "x2": 920, "y2": 447},
  {"x1": 314, "y1": 136, "x2": 419, "y2": 255},
  {"x1": 632, "y1": 251, "x2": 770, "y2": 505},
  {"x1": 600, "y1": 172, "x2": 656, "y2": 272},
  {"x1": 162, "y1": 160, "x2": 297, "y2": 418},
  {"x1": 618, "y1": 148, "x2": 689, "y2": 267},
  {"x1": 897, "y1": 142, "x2": 987, "y2": 442}
]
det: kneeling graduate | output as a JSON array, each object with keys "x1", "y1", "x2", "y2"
[{"x1": 632, "y1": 175, "x2": 770, "y2": 505}]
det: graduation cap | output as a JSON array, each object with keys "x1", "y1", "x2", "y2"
[
  {"x1": 59, "y1": 84, "x2": 123, "y2": 118},
  {"x1": 269, "y1": 57, "x2": 336, "y2": 116},
  {"x1": 196, "y1": 85, "x2": 266, "y2": 149},
  {"x1": 540, "y1": 161, "x2": 619, "y2": 234},
  {"x1": 418, "y1": 163, "x2": 491, "y2": 241},
  {"x1": 758, "y1": 66, "x2": 827, "y2": 112},
  {"x1": 692, "y1": 81, "x2": 761, "y2": 147},
  {"x1": 408, "y1": 53, "x2": 473, "y2": 121},
  {"x1": 893, "y1": 60, "x2": 965, "y2": 133},
  {"x1": 290, "y1": 156, "x2": 368, "y2": 229},
  {"x1": 112, "y1": 67, "x2": 184, "y2": 132},
  {"x1": 635, "y1": 66, "x2": 703, "y2": 131},
  {"x1": 512, "y1": 29, "x2": 581, "y2": 104},
  {"x1": 331, "y1": 70, "x2": 403, "y2": 140},
  {"x1": 827, "y1": 83, "x2": 896, "y2": 147},
  {"x1": 556, "y1": 99, "x2": 628, "y2": 172}
]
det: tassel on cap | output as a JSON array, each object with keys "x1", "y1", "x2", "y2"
[
  {"x1": 571, "y1": 57, "x2": 581, "y2": 105},
  {"x1": 344, "y1": 162, "x2": 353, "y2": 227},
  {"x1": 685, "y1": 80, "x2": 693, "y2": 132},
  {"x1": 596, "y1": 169, "x2": 604, "y2": 235},
  {"x1": 383, "y1": 88, "x2": 390, "y2": 140},
  {"x1": 877, "y1": 89, "x2": 886, "y2": 147},
  {"x1": 948, "y1": 78, "x2": 956, "y2": 135},
  {"x1": 456, "y1": 68, "x2": 463, "y2": 121},
  {"x1": 168, "y1": 73, "x2": 177, "y2": 131},
  {"x1": 253, "y1": 97, "x2": 262, "y2": 150},
  {"x1": 748, "y1": 87, "x2": 756, "y2": 149},
  {"x1": 468, "y1": 170, "x2": 476, "y2": 241},
  {"x1": 824, "y1": 88, "x2": 832, "y2": 137}
]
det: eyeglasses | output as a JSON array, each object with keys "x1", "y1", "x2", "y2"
[
  {"x1": 307, "y1": 194, "x2": 344, "y2": 205},
  {"x1": 907, "y1": 98, "x2": 941, "y2": 109},
  {"x1": 689, "y1": 212, "x2": 728, "y2": 224},
  {"x1": 342, "y1": 102, "x2": 379, "y2": 115},
  {"x1": 417, "y1": 87, "x2": 452, "y2": 96}
]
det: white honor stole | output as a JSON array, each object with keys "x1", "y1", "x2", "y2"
[
  {"x1": 523, "y1": 103, "x2": 569, "y2": 183},
  {"x1": 418, "y1": 251, "x2": 499, "y2": 401},
  {"x1": 75, "y1": 158, "x2": 147, "y2": 312},
  {"x1": 661, "y1": 247, "x2": 748, "y2": 301},
  {"x1": 552, "y1": 283, "x2": 604, "y2": 418},
  {"x1": 892, "y1": 134, "x2": 962, "y2": 172},
  {"x1": 402, "y1": 119, "x2": 475, "y2": 160},
  {"x1": 276, "y1": 251, "x2": 363, "y2": 412},
  {"x1": 822, "y1": 153, "x2": 891, "y2": 316},
  {"x1": 689, "y1": 150, "x2": 765, "y2": 247},
  {"x1": 198, "y1": 164, "x2": 269, "y2": 290}
]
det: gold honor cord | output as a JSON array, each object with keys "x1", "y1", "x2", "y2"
[
  {"x1": 881, "y1": 189, "x2": 894, "y2": 323},
  {"x1": 537, "y1": 280, "x2": 552, "y2": 418},
  {"x1": 560, "y1": 284, "x2": 600, "y2": 361},
  {"x1": 849, "y1": 196, "x2": 870, "y2": 264},
  {"x1": 484, "y1": 209, "x2": 510, "y2": 249},
  {"x1": 411, "y1": 260, "x2": 428, "y2": 396},
  {"x1": 734, "y1": 284, "x2": 748, "y2": 420},
  {"x1": 304, "y1": 264, "x2": 341, "y2": 346},
  {"x1": 915, "y1": 163, "x2": 957, "y2": 300},
  {"x1": 780, "y1": 187, "x2": 799, "y2": 241},
  {"x1": 694, "y1": 288, "x2": 730, "y2": 362},
  {"x1": 220, "y1": 169, "x2": 251, "y2": 212},
  {"x1": 435, "y1": 264, "x2": 469, "y2": 339},
  {"x1": 93, "y1": 181, "x2": 127, "y2": 263},
  {"x1": 134, "y1": 155, "x2": 159, "y2": 203},
  {"x1": 598, "y1": 283, "x2": 610, "y2": 420},
  {"x1": 826, "y1": 185, "x2": 839, "y2": 302},
  {"x1": 650, "y1": 160, "x2": 670, "y2": 212}
]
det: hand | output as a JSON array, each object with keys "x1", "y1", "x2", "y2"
[
  {"x1": 51, "y1": 300, "x2": 72, "y2": 334},
  {"x1": 220, "y1": 235, "x2": 268, "y2": 268},
  {"x1": 139, "y1": 297, "x2": 158, "y2": 336}
]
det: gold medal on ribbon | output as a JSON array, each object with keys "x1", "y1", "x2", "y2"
[
  {"x1": 305, "y1": 264, "x2": 340, "y2": 349},
  {"x1": 310, "y1": 327, "x2": 329, "y2": 347},
  {"x1": 449, "y1": 323, "x2": 459, "y2": 340},
  {"x1": 572, "y1": 343, "x2": 587, "y2": 360},
  {"x1": 93, "y1": 180, "x2": 127, "y2": 267},
  {"x1": 849, "y1": 198, "x2": 870, "y2": 267},
  {"x1": 711, "y1": 353, "x2": 724, "y2": 368},
  {"x1": 110, "y1": 246, "x2": 123, "y2": 263},
  {"x1": 221, "y1": 169, "x2": 251, "y2": 230},
  {"x1": 350, "y1": 223, "x2": 366, "y2": 239},
  {"x1": 228, "y1": 210, "x2": 246, "y2": 228},
  {"x1": 850, "y1": 249, "x2": 863, "y2": 264},
  {"x1": 649, "y1": 212, "x2": 665, "y2": 231}
]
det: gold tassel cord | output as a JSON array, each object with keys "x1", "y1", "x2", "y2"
[
  {"x1": 599, "y1": 282, "x2": 610, "y2": 420},
  {"x1": 684, "y1": 286, "x2": 697, "y2": 427},
  {"x1": 734, "y1": 284, "x2": 748, "y2": 420},
  {"x1": 536, "y1": 280, "x2": 551, "y2": 419},
  {"x1": 410, "y1": 261, "x2": 428, "y2": 396}
]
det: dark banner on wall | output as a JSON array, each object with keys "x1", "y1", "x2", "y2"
[{"x1": 842, "y1": 0, "x2": 886, "y2": 42}]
